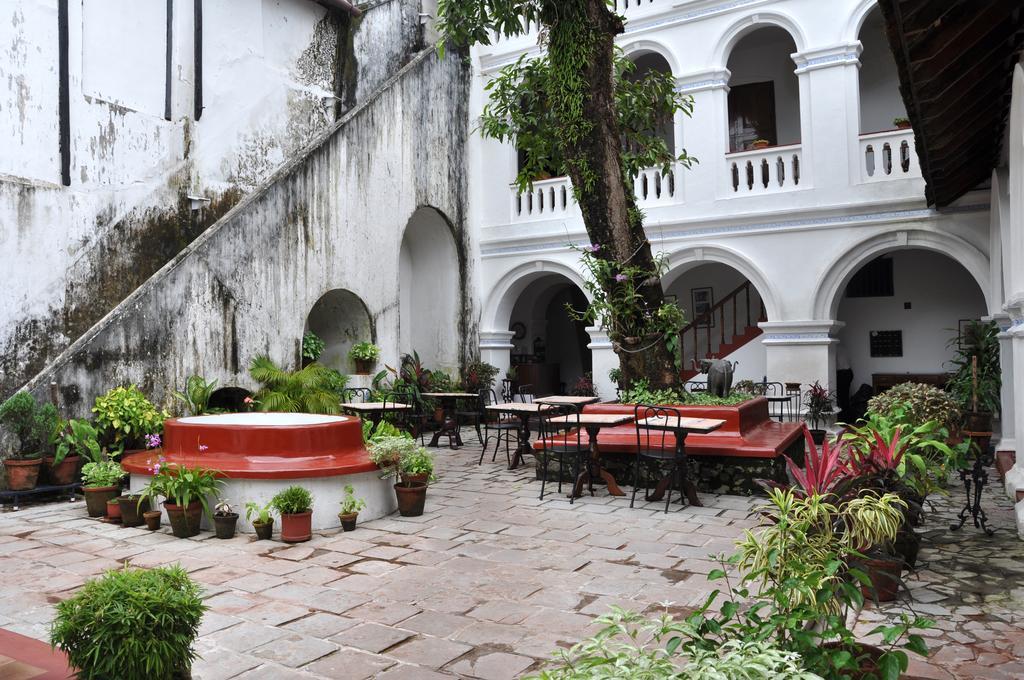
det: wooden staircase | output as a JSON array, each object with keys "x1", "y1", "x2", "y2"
[{"x1": 679, "y1": 280, "x2": 766, "y2": 381}]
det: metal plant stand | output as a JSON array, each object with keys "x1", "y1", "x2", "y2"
[
  {"x1": 0, "y1": 482, "x2": 81, "y2": 512},
  {"x1": 950, "y1": 434, "x2": 996, "y2": 536}
]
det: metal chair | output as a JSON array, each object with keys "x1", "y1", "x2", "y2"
[
  {"x1": 500, "y1": 379, "x2": 516, "y2": 403},
  {"x1": 479, "y1": 389, "x2": 520, "y2": 466},
  {"x1": 760, "y1": 381, "x2": 788, "y2": 421},
  {"x1": 387, "y1": 390, "x2": 424, "y2": 443},
  {"x1": 341, "y1": 387, "x2": 371, "y2": 403},
  {"x1": 456, "y1": 388, "x2": 487, "y2": 444},
  {"x1": 537, "y1": 404, "x2": 590, "y2": 503},
  {"x1": 517, "y1": 384, "x2": 535, "y2": 403},
  {"x1": 632, "y1": 404, "x2": 684, "y2": 513}
]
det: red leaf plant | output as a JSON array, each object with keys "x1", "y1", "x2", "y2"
[
  {"x1": 782, "y1": 426, "x2": 852, "y2": 497},
  {"x1": 847, "y1": 426, "x2": 908, "y2": 480}
]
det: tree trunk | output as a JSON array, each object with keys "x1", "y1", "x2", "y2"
[{"x1": 547, "y1": 0, "x2": 677, "y2": 389}]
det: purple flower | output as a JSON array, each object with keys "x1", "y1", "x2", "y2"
[
  {"x1": 586, "y1": 243, "x2": 601, "y2": 253},
  {"x1": 199, "y1": 444, "x2": 209, "y2": 452},
  {"x1": 144, "y1": 433, "x2": 162, "y2": 449},
  {"x1": 615, "y1": 273, "x2": 628, "y2": 282},
  {"x1": 152, "y1": 463, "x2": 161, "y2": 475}
]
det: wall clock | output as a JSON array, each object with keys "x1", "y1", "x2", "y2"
[{"x1": 510, "y1": 322, "x2": 526, "y2": 340}]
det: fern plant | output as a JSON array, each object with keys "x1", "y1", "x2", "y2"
[{"x1": 248, "y1": 355, "x2": 341, "y2": 414}]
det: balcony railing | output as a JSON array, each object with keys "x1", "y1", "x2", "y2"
[
  {"x1": 858, "y1": 129, "x2": 920, "y2": 183},
  {"x1": 726, "y1": 144, "x2": 803, "y2": 196},
  {"x1": 510, "y1": 165, "x2": 681, "y2": 222}
]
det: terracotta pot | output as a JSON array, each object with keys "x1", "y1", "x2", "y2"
[
  {"x1": 44, "y1": 455, "x2": 80, "y2": 486},
  {"x1": 143, "y1": 510, "x2": 162, "y2": 530},
  {"x1": 84, "y1": 485, "x2": 120, "y2": 517},
  {"x1": 253, "y1": 520, "x2": 274, "y2": 540},
  {"x1": 996, "y1": 450, "x2": 1015, "y2": 481},
  {"x1": 165, "y1": 501, "x2": 203, "y2": 538},
  {"x1": 858, "y1": 555, "x2": 902, "y2": 602},
  {"x1": 118, "y1": 494, "x2": 150, "y2": 527},
  {"x1": 339, "y1": 512, "x2": 358, "y2": 532},
  {"x1": 106, "y1": 498, "x2": 123, "y2": 522},
  {"x1": 4, "y1": 458, "x2": 42, "y2": 491},
  {"x1": 395, "y1": 481, "x2": 427, "y2": 517},
  {"x1": 280, "y1": 511, "x2": 312, "y2": 543},
  {"x1": 213, "y1": 513, "x2": 239, "y2": 539},
  {"x1": 822, "y1": 642, "x2": 884, "y2": 679},
  {"x1": 895, "y1": 121, "x2": 912, "y2": 129},
  {"x1": 354, "y1": 358, "x2": 375, "y2": 375},
  {"x1": 752, "y1": 140, "x2": 770, "y2": 149}
]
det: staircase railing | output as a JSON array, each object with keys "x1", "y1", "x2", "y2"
[{"x1": 678, "y1": 280, "x2": 766, "y2": 369}]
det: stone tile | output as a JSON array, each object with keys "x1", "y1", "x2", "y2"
[
  {"x1": 448, "y1": 652, "x2": 536, "y2": 680},
  {"x1": 330, "y1": 622, "x2": 414, "y2": 653},
  {"x1": 376, "y1": 664, "x2": 455, "y2": 680},
  {"x1": 302, "y1": 648, "x2": 396, "y2": 678},
  {"x1": 402, "y1": 611, "x2": 475, "y2": 637},
  {"x1": 239, "y1": 600, "x2": 310, "y2": 626},
  {"x1": 208, "y1": 621, "x2": 286, "y2": 652},
  {"x1": 387, "y1": 636, "x2": 472, "y2": 668},
  {"x1": 283, "y1": 612, "x2": 359, "y2": 638},
  {"x1": 250, "y1": 632, "x2": 336, "y2": 667},
  {"x1": 189, "y1": 647, "x2": 261, "y2": 680}
]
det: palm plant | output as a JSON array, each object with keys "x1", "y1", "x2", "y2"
[{"x1": 248, "y1": 355, "x2": 341, "y2": 414}]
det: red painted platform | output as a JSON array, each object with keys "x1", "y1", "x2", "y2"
[
  {"x1": 534, "y1": 397, "x2": 802, "y2": 459},
  {"x1": 0, "y1": 628, "x2": 74, "y2": 679},
  {"x1": 121, "y1": 413, "x2": 378, "y2": 479}
]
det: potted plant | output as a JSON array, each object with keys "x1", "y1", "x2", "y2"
[
  {"x1": 0, "y1": 391, "x2": 57, "y2": 490},
  {"x1": 400, "y1": 446, "x2": 435, "y2": 486},
  {"x1": 213, "y1": 498, "x2": 239, "y2": 539},
  {"x1": 338, "y1": 484, "x2": 366, "y2": 531},
  {"x1": 140, "y1": 462, "x2": 223, "y2": 538},
  {"x1": 81, "y1": 457, "x2": 125, "y2": 517},
  {"x1": 143, "y1": 509, "x2": 162, "y2": 530},
  {"x1": 947, "y1": 320, "x2": 1000, "y2": 451},
  {"x1": 245, "y1": 501, "x2": 275, "y2": 540},
  {"x1": 50, "y1": 564, "x2": 206, "y2": 679},
  {"x1": 50, "y1": 418, "x2": 103, "y2": 486},
  {"x1": 91, "y1": 385, "x2": 168, "y2": 451},
  {"x1": 118, "y1": 490, "x2": 150, "y2": 527},
  {"x1": 802, "y1": 381, "x2": 834, "y2": 444},
  {"x1": 270, "y1": 486, "x2": 313, "y2": 543},
  {"x1": 249, "y1": 355, "x2": 345, "y2": 414},
  {"x1": 105, "y1": 497, "x2": 122, "y2": 522},
  {"x1": 893, "y1": 116, "x2": 911, "y2": 129},
  {"x1": 461, "y1": 361, "x2": 500, "y2": 393},
  {"x1": 349, "y1": 342, "x2": 381, "y2": 375},
  {"x1": 171, "y1": 375, "x2": 220, "y2": 416},
  {"x1": 369, "y1": 435, "x2": 430, "y2": 517},
  {"x1": 751, "y1": 138, "x2": 771, "y2": 149},
  {"x1": 608, "y1": 367, "x2": 623, "y2": 389},
  {"x1": 302, "y1": 331, "x2": 326, "y2": 366}
]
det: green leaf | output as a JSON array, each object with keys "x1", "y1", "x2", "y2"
[
  {"x1": 905, "y1": 634, "x2": 929, "y2": 657},
  {"x1": 707, "y1": 569, "x2": 726, "y2": 581}
]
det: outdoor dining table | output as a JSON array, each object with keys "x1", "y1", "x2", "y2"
[
  {"x1": 422, "y1": 392, "x2": 479, "y2": 449},
  {"x1": 483, "y1": 402, "x2": 545, "y2": 469},
  {"x1": 635, "y1": 415, "x2": 725, "y2": 507},
  {"x1": 546, "y1": 412, "x2": 635, "y2": 499},
  {"x1": 534, "y1": 395, "x2": 601, "y2": 409},
  {"x1": 339, "y1": 401, "x2": 412, "y2": 426}
]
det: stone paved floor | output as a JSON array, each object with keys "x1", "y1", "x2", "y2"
[{"x1": 0, "y1": 441, "x2": 1020, "y2": 679}]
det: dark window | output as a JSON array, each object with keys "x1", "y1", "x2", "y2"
[
  {"x1": 728, "y1": 81, "x2": 776, "y2": 152},
  {"x1": 870, "y1": 330, "x2": 903, "y2": 358},
  {"x1": 846, "y1": 257, "x2": 894, "y2": 298}
]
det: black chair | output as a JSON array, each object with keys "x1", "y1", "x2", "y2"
[
  {"x1": 760, "y1": 381, "x2": 788, "y2": 421},
  {"x1": 479, "y1": 389, "x2": 520, "y2": 466},
  {"x1": 501, "y1": 379, "x2": 516, "y2": 403},
  {"x1": 341, "y1": 387, "x2": 371, "y2": 403},
  {"x1": 455, "y1": 389, "x2": 487, "y2": 444},
  {"x1": 384, "y1": 390, "x2": 422, "y2": 443},
  {"x1": 517, "y1": 384, "x2": 535, "y2": 403},
  {"x1": 537, "y1": 404, "x2": 590, "y2": 504},
  {"x1": 632, "y1": 404, "x2": 684, "y2": 513}
]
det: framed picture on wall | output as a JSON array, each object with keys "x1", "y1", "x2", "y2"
[
  {"x1": 957, "y1": 318, "x2": 978, "y2": 351},
  {"x1": 692, "y1": 287, "x2": 714, "y2": 327}
]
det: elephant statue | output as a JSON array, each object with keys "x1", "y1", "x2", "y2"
[{"x1": 693, "y1": 358, "x2": 738, "y2": 398}]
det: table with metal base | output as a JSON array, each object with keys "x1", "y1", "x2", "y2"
[
  {"x1": 485, "y1": 402, "x2": 544, "y2": 469},
  {"x1": 636, "y1": 416, "x2": 725, "y2": 508},
  {"x1": 547, "y1": 413, "x2": 635, "y2": 499},
  {"x1": 423, "y1": 392, "x2": 479, "y2": 449}
]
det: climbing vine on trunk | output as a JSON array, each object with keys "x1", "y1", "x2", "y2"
[{"x1": 437, "y1": 0, "x2": 695, "y2": 388}]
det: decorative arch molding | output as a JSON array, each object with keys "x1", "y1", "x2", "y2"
[
  {"x1": 845, "y1": 0, "x2": 881, "y2": 43},
  {"x1": 813, "y1": 229, "x2": 992, "y2": 320},
  {"x1": 483, "y1": 260, "x2": 592, "y2": 331},
  {"x1": 712, "y1": 10, "x2": 808, "y2": 69},
  {"x1": 620, "y1": 38, "x2": 682, "y2": 77},
  {"x1": 662, "y1": 244, "x2": 782, "y2": 321}
]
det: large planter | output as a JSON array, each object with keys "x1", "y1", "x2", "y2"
[
  {"x1": 118, "y1": 494, "x2": 150, "y2": 527},
  {"x1": 394, "y1": 481, "x2": 427, "y2": 517},
  {"x1": 84, "y1": 485, "x2": 120, "y2": 517},
  {"x1": 213, "y1": 513, "x2": 239, "y2": 539},
  {"x1": 4, "y1": 458, "x2": 42, "y2": 491},
  {"x1": 253, "y1": 520, "x2": 274, "y2": 540},
  {"x1": 353, "y1": 358, "x2": 375, "y2": 375},
  {"x1": 44, "y1": 455, "x2": 80, "y2": 486},
  {"x1": 165, "y1": 501, "x2": 203, "y2": 538},
  {"x1": 339, "y1": 512, "x2": 358, "y2": 532},
  {"x1": 279, "y1": 511, "x2": 312, "y2": 543},
  {"x1": 858, "y1": 555, "x2": 902, "y2": 603}
]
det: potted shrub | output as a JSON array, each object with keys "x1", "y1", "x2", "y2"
[
  {"x1": 751, "y1": 138, "x2": 771, "y2": 149},
  {"x1": 0, "y1": 391, "x2": 57, "y2": 490},
  {"x1": 50, "y1": 418, "x2": 103, "y2": 486},
  {"x1": 947, "y1": 320, "x2": 1000, "y2": 450},
  {"x1": 893, "y1": 116, "x2": 911, "y2": 129},
  {"x1": 349, "y1": 342, "x2": 381, "y2": 375},
  {"x1": 270, "y1": 486, "x2": 313, "y2": 543},
  {"x1": 213, "y1": 498, "x2": 239, "y2": 539},
  {"x1": 302, "y1": 331, "x2": 326, "y2": 366},
  {"x1": 81, "y1": 457, "x2": 125, "y2": 517},
  {"x1": 245, "y1": 501, "x2": 275, "y2": 540},
  {"x1": 118, "y1": 490, "x2": 151, "y2": 528},
  {"x1": 401, "y1": 446, "x2": 435, "y2": 486},
  {"x1": 369, "y1": 435, "x2": 430, "y2": 517},
  {"x1": 105, "y1": 497, "x2": 122, "y2": 522},
  {"x1": 91, "y1": 385, "x2": 168, "y2": 451},
  {"x1": 50, "y1": 564, "x2": 206, "y2": 679},
  {"x1": 143, "y1": 509, "x2": 162, "y2": 531},
  {"x1": 140, "y1": 462, "x2": 224, "y2": 538},
  {"x1": 461, "y1": 361, "x2": 500, "y2": 393},
  {"x1": 802, "y1": 381, "x2": 834, "y2": 445},
  {"x1": 338, "y1": 484, "x2": 366, "y2": 531}
]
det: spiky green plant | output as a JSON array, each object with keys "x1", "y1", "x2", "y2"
[
  {"x1": 171, "y1": 375, "x2": 219, "y2": 416},
  {"x1": 248, "y1": 355, "x2": 341, "y2": 414}
]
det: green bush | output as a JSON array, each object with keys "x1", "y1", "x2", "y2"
[
  {"x1": 947, "y1": 320, "x2": 1000, "y2": 415},
  {"x1": 619, "y1": 380, "x2": 752, "y2": 407},
  {"x1": 867, "y1": 382, "x2": 961, "y2": 433},
  {"x1": 80, "y1": 458, "x2": 124, "y2": 488},
  {"x1": 401, "y1": 447, "x2": 435, "y2": 480},
  {"x1": 54, "y1": 419, "x2": 104, "y2": 465},
  {"x1": 0, "y1": 391, "x2": 58, "y2": 459},
  {"x1": 270, "y1": 485, "x2": 313, "y2": 515},
  {"x1": 348, "y1": 342, "x2": 381, "y2": 362},
  {"x1": 50, "y1": 565, "x2": 206, "y2": 680},
  {"x1": 461, "y1": 361, "x2": 500, "y2": 391},
  {"x1": 249, "y1": 355, "x2": 342, "y2": 414},
  {"x1": 302, "y1": 331, "x2": 326, "y2": 362},
  {"x1": 92, "y1": 386, "x2": 168, "y2": 447}
]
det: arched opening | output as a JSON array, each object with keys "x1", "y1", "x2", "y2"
[
  {"x1": 625, "y1": 50, "x2": 676, "y2": 154},
  {"x1": 726, "y1": 27, "x2": 801, "y2": 152},
  {"x1": 508, "y1": 274, "x2": 592, "y2": 396},
  {"x1": 664, "y1": 262, "x2": 768, "y2": 381},
  {"x1": 305, "y1": 289, "x2": 374, "y2": 373},
  {"x1": 835, "y1": 249, "x2": 987, "y2": 409},
  {"x1": 208, "y1": 387, "x2": 253, "y2": 413},
  {"x1": 858, "y1": 7, "x2": 906, "y2": 134},
  {"x1": 399, "y1": 207, "x2": 461, "y2": 372}
]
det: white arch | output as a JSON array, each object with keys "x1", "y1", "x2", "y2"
[
  {"x1": 712, "y1": 10, "x2": 808, "y2": 69},
  {"x1": 621, "y1": 38, "x2": 681, "y2": 77},
  {"x1": 483, "y1": 260, "x2": 593, "y2": 331},
  {"x1": 813, "y1": 229, "x2": 992, "y2": 320},
  {"x1": 845, "y1": 0, "x2": 881, "y2": 43},
  {"x1": 661, "y1": 244, "x2": 782, "y2": 321}
]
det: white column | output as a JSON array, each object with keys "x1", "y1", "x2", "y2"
[
  {"x1": 479, "y1": 330, "x2": 514, "y2": 391},
  {"x1": 586, "y1": 326, "x2": 617, "y2": 401},
  {"x1": 759, "y1": 320, "x2": 844, "y2": 392},
  {"x1": 676, "y1": 69, "x2": 729, "y2": 203}
]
